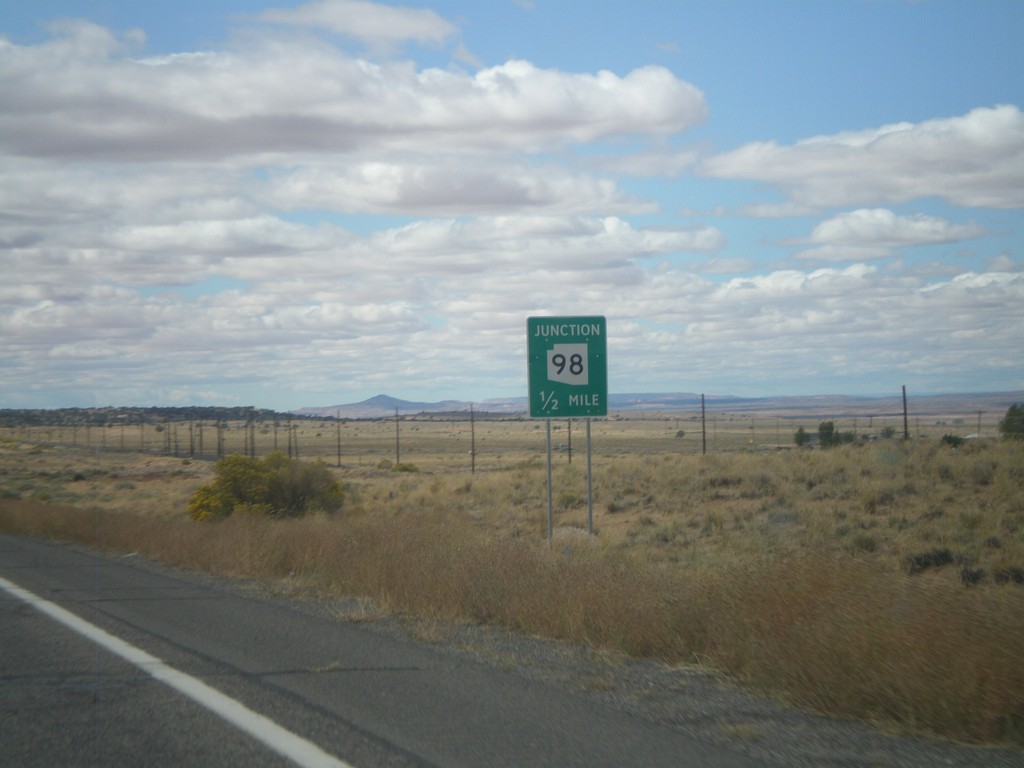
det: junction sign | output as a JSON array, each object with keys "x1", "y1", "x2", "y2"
[{"x1": 527, "y1": 316, "x2": 607, "y2": 418}]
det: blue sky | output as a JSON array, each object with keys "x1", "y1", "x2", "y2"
[{"x1": 1, "y1": 0, "x2": 1021, "y2": 410}]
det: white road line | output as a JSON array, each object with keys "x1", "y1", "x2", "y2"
[{"x1": 0, "y1": 575, "x2": 354, "y2": 768}]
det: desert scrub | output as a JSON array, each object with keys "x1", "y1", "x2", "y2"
[
  {"x1": 5, "y1": 496, "x2": 1021, "y2": 746},
  {"x1": 3, "y1": 435, "x2": 1024, "y2": 746},
  {"x1": 689, "y1": 552, "x2": 1024, "y2": 744}
]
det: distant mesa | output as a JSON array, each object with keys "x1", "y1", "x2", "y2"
[
  {"x1": 295, "y1": 391, "x2": 1024, "y2": 420},
  {"x1": 294, "y1": 394, "x2": 505, "y2": 419},
  {"x1": 297, "y1": 392, "x2": 750, "y2": 419},
  {"x1": 2, "y1": 391, "x2": 1018, "y2": 425}
]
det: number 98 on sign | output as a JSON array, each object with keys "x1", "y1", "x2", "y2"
[
  {"x1": 548, "y1": 344, "x2": 588, "y2": 385},
  {"x1": 528, "y1": 316, "x2": 607, "y2": 418}
]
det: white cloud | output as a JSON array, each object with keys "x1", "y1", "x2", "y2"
[
  {"x1": 609, "y1": 267, "x2": 1024, "y2": 392},
  {"x1": 288, "y1": 215, "x2": 716, "y2": 277},
  {"x1": 701, "y1": 105, "x2": 1024, "y2": 209},
  {"x1": 735, "y1": 202, "x2": 820, "y2": 218},
  {"x1": 1, "y1": 206, "x2": 722, "y2": 308},
  {"x1": 261, "y1": 159, "x2": 654, "y2": 215},
  {"x1": 5, "y1": 207, "x2": 1019, "y2": 403},
  {"x1": 259, "y1": 0, "x2": 458, "y2": 48},
  {"x1": 106, "y1": 216, "x2": 345, "y2": 257},
  {"x1": 789, "y1": 208, "x2": 986, "y2": 262},
  {"x1": 989, "y1": 253, "x2": 1019, "y2": 272},
  {"x1": 0, "y1": 24, "x2": 707, "y2": 162},
  {"x1": 807, "y1": 209, "x2": 985, "y2": 247},
  {"x1": 0, "y1": 12, "x2": 1019, "y2": 407}
]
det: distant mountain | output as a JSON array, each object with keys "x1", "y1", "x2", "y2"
[
  {"x1": 298, "y1": 392, "x2": 727, "y2": 419},
  {"x1": 296, "y1": 390, "x2": 1024, "y2": 420},
  {"x1": 296, "y1": 394, "x2": 483, "y2": 419}
]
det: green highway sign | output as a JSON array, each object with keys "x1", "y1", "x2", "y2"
[{"x1": 527, "y1": 316, "x2": 607, "y2": 418}]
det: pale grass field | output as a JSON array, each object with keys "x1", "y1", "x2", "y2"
[{"x1": 1, "y1": 415, "x2": 1023, "y2": 746}]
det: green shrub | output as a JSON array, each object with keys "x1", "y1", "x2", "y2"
[
  {"x1": 265, "y1": 452, "x2": 343, "y2": 514},
  {"x1": 187, "y1": 484, "x2": 234, "y2": 521},
  {"x1": 999, "y1": 403, "x2": 1024, "y2": 440},
  {"x1": 847, "y1": 533, "x2": 877, "y2": 553},
  {"x1": 556, "y1": 490, "x2": 581, "y2": 510},
  {"x1": 818, "y1": 421, "x2": 855, "y2": 447},
  {"x1": 188, "y1": 452, "x2": 343, "y2": 521}
]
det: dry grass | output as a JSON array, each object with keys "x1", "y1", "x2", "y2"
[{"x1": 1, "y1": 430, "x2": 1023, "y2": 746}]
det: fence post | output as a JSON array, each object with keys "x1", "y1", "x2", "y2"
[
  {"x1": 701, "y1": 394, "x2": 706, "y2": 455},
  {"x1": 902, "y1": 385, "x2": 910, "y2": 440},
  {"x1": 470, "y1": 404, "x2": 476, "y2": 475}
]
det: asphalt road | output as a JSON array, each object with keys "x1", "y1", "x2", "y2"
[{"x1": 1, "y1": 534, "x2": 764, "y2": 768}]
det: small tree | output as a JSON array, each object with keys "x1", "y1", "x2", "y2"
[
  {"x1": 818, "y1": 420, "x2": 855, "y2": 448},
  {"x1": 1000, "y1": 403, "x2": 1024, "y2": 441},
  {"x1": 264, "y1": 452, "x2": 343, "y2": 516},
  {"x1": 188, "y1": 452, "x2": 343, "y2": 521},
  {"x1": 794, "y1": 426, "x2": 811, "y2": 447}
]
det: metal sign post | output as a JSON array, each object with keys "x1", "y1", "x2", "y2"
[
  {"x1": 528, "y1": 316, "x2": 607, "y2": 542},
  {"x1": 586, "y1": 417, "x2": 593, "y2": 535},
  {"x1": 546, "y1": 419, "x2": 554, "y2": 541}
]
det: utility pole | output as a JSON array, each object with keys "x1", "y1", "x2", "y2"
[
  {"x1": 470, "y1": 404, "x2": 476, "y2": 475},
  {"x1": 701, "y1": 394, "x2": 706, "y2": 455},
  {"x1": 902, "y1": 385, "x2": 910, "y2": 440}
]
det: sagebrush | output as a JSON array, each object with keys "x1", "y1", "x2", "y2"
[{"x1": 188, "y1": 452, "x2": 343, "y2": 520}]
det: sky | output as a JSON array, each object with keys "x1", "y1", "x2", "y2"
[{"x1": 1, "y1": 0, "x2": 1022, "y2": 411}]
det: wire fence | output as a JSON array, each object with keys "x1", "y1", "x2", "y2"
[{"x1": 1, "y1": 406, "x2": 1013, "y2": 474}]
